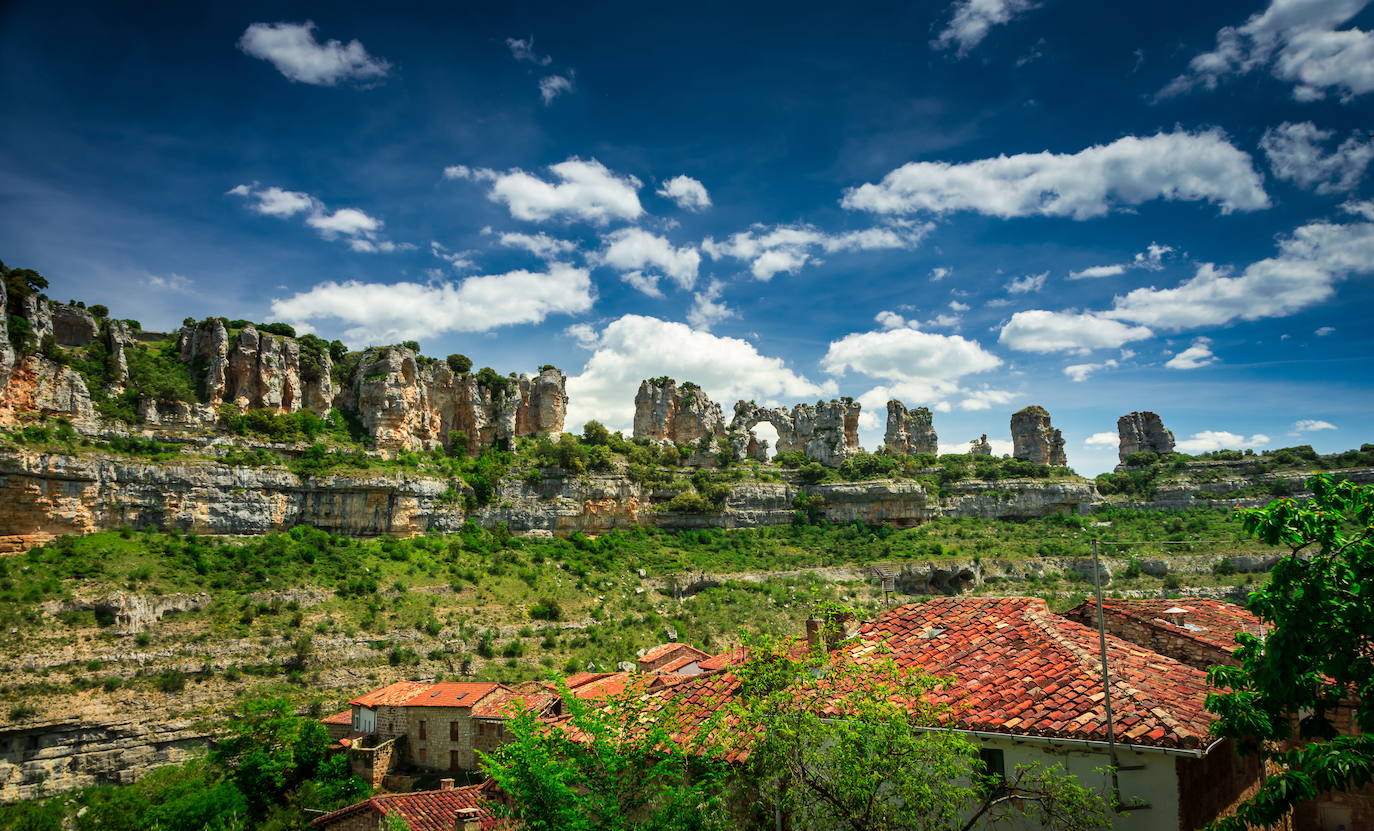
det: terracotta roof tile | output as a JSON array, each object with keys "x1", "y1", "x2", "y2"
[
  {"x1": 844, "y1": 597, "x2": 1216, "y2": 749},
  {"x1": 320, "y1": 710, "x2": 353, "y2": 725},
  {"x1": 312, "y1": 781, "x2": 507, "y2": 830},
  {"x1": 638, "y1": 642, "x2": 710, "y2": 665},
  {"x1": 402, "y1": 682, "x2": 505, "y2": 708},
  {"x1": 349, "y1": 680, "x2": 433, "y2": 708},
  {"x1": 1067, "y1": 598, "x2": 1266, "y2": 654}
]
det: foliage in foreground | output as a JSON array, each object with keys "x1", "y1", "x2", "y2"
[
  {"x1": 0, "y1": 699, "x2": 367, "y2": 831},
  {"x1": 1206, "y1": 475, "x2": 1374, "y2": 830},
  {"x1": 483, "y1": 635, "x2": 1110, "y2": 831}
]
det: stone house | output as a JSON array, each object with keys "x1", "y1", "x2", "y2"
[
  {"x1": 325, "y1": 681, "x2": 556, "y2": 786},
  {"x1": 636, "y1": 642, "x2": 709, "y2": 675}
]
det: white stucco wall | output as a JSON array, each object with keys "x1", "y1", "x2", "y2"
[
  {"x1": 967, "y1": 736, "x2": 1183, "y2": 831},
  {"x1": 355, "y1": 706, "x2": 376, "y2": 733}
]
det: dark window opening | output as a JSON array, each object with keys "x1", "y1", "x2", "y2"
[{"x1": 978, "y1": 747, "x2": 1006, "y2": 787}]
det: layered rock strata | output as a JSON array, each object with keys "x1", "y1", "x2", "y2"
[
  {"x1": 1011, "y1": 406, "x2": 1067, "y2": 466},
  {"x1": 1117, "y1": 411, "x2": 1175, "y2": 461},
  {"x1": 884, "y1": 400, "x2": 938, "y2": 455}
]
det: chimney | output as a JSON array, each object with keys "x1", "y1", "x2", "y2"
[
  {"x1": 805, "y1": 617, "x2": 822, "y2": 650},
  {"x1": 439, "y1": 778, "x2": 455, "y2": 791},
  {"x1": 1162, "y1": 606, "x2": 1189, "y2": 627},
  {"x1": 454, "y1": 807, "x2": 481, "y2": 831},
  {"x1": 824, "y1": 612, "x2": 858, "y2": 651}
]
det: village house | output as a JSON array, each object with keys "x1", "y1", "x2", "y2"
[
  {"x1": 321, "y1": 681, "x2": 556, "y2": 787},
  {"x1": 636, "y1": 642, "x2": 709, "y2": 675}
]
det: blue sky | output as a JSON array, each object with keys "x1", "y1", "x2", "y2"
[{"x1": 2, "y1": 0, "x2": 1372, "y2": 474}]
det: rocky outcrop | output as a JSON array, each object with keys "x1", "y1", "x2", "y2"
[
  {"x1": 632, "y1": 378, "x2": 726, "y2": 445},
  {"x1": 106, "y1": 320, "x2": 137, "y2": 392},
  {"x1": 49, "y1": 305, "x2": 99, "y2": 347},
  {"x1": 0, "y1": 278, "x2": 14, "y2": 390},
  {"x1": 970, "y1": 434, "x2": 992, "y2": 456},
  {"x1": 225, "y1": 325, "x2": 303, "y2": 412},
  {"x1": 731, "y1": 398, "x2": 862, "y2": 467},
  {"x1": 516, "y1": 368, "x2": 566, "y2": 436},
  {"x1": 0, "y1": 357, "x2": 95, "y2": 427},
  {"x1": 42, "y1": 592, "x2": 212, "y2": 634},
  {"x1": 1011, "y1": 406, "x2": 1066, "y2": 466},
  {"x1": 1117, "y1": 411, "x2": 1175, "y2": 461},
  {"x1": 884, "y1": 400, "x2": 937, "y2": 455}
]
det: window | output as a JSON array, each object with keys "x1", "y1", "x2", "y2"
[
  {"x1": 978, "y1": 748, "x2": 1006, "y2": 787},
  {"x1": 450, "y1": 721, "x2": 462, "y2": 741},
  {"x1": 450, "y1": 750, "x2": 461, "y2": 770},
  {"x1": 418, "y1": 720, "x2": 427, "y2": 740},
  {"x1": 417, "y1": 748, "x2": 427, "y2": 762}
]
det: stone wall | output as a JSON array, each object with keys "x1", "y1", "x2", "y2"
[{"x1": 1060, "y1": 607, "x2": 1238, "y2": 671}]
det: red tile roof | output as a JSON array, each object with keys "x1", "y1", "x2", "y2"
[
  {"x1": 403, "y1": 682, "x2": 505, "y2": 708},
  {"x1": 312, "y1": 781, "x2": 506, "y2": 830},
  {"x1": 1069, "y1": 598, "x2": 1266, "y2": 654},
  {"x1": 848, "y1": 597, "x2": 1217, "y2": 749},
  {"x1": 348, "y1": 681, "x2": 505, "y2": 709},
  {"x1": 638, "y1": 642, "x2": 709, "y2": 665},
  {"x1": 471, "y1": 687, "x2": 559, "y2": 718},
  {"x1": 698, "y1": 646, "x2": 748, "y2": 671},
  {"x1": 655, "y1": 655, "x2": 703, "y2": 674},
  {"x1": 349, "y1": 680, "x2": 433, "y2": 708},
  {"x1": 320, "y1": 709, "x2": 353, "y2": 725}
]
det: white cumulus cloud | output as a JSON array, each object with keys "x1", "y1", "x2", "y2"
[
  {"x1": 1006, "y1": 271, "x2": 1047, "y2": 294},
  {"x1": 491, "y1": 230, "x2": 579, "y2": 260},
  {"x1": 999, "y1": 310, "x2": 1153, "y2": 353},
  {"x1": 229, "y1": 183, "x2": 405, "y2": 252},
  {"x1": 1261, "y1": 121, "x2": 1373, "y2": 193},
  {"x1": 1165, "y1": 337, "x2": 1218, "y2": 370},
  {"x1": 1159, "y1": 0, "x2": 1374, "y2": 102},
  {"x1": 1176, "y1": 431, "x2": 1271, "y2": 453},
  {"x1": 934, "y1": 0, "x2": 1036, "y2": 56},
  {"x1": 446, "y1": 158, "x2": 643, "y2": 225},
  {"x1": 268, "y1": 265, "x2": 593, "y2": 343},
  {"x1": 823, "y1": 327, "x2": 1002, "y2": 382},
  {"x1": 505, "y1": 37, "x2": 551, "y2": 65},
  {"x1": 841, "y1": 130, "x2": 1269, "y2": 220},
  {"x1": 238, "y1": 21, "x2": 389, "y2": 86},
  {"x1": 564, "y1": 315, "x2": 835, "y2": 434},
  {"x1": 539, "y1": 74, "x2": 574, "y2": 105},
  {"x1": 1293, "y1": 418, "x2": 1338, "y2": 433},
  {"x1": 596, "y1": 228, "x2": 701, "y2": 296},
  {"x1": 1084, "y1": 431, "x2": 1118, "y2": 448},
  {"x1": 656, "y1": 175, "x2": 712, "y2": 211},
  {"x1": 703, "y1": 221, "x2": 931, "y2": 280},
  {"x1": 687, "y1": 280, "x2": 736, "y2": 331},
  {"x1": 1064, "y1": 359, "x2": 1119, "y2": 382}
]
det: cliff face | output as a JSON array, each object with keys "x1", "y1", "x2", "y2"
[
  {"x1": 884, "y1": 400, "x2": 938, "y2": 455},
  {"x1": 0, "y1": 447, "x2": 1104, "y2": 542}
]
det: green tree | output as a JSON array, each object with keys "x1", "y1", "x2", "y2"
[
  {"x1": 727, "y1": 636, "x2": 1109, "y2": 831},
  {"x1": 482, "y1": 678, "x2": 731, "y2": 831},
  {"x1": 1206, "y1": 475, "x2": 1374, "y2": 830},
  {"x1": 447, "y1": 353, "x2": 473, "y2": 374},
  {"x1": 211, "y1": 698, "x2": 337, "y2": 820}
]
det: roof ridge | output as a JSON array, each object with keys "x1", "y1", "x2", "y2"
[{"x1": 1025, "y1": 604, "x2": 1198, "y2": 740}]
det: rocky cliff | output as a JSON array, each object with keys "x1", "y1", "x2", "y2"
[
  {"x1": 632, "y1": 378, "x2": 726, "y2": 445},
  {"x1": 884, "y1": 400, "x2": 938, "y2": 455},
  {"x1": 731, "y1": 398, "x2": 861, "y2": 467},
  {"x1": 1117, "y1": 411, "x2": 1175, "y2": 461},
  {"x1": 1011, "y1": 405, "x2": 1067, "y2": 466}
]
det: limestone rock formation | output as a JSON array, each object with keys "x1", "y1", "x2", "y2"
[
  {"x1": 106, "y1": 320, "x2": 137, "y2": 392},
  {"x1": 50, "y1": 304, "x2": 99, "y2": 347},
  {"x1": 0, "y1": 356, "x2": 96, "y2": 426},
  {"x1": 884, "y1": 400, "x2": 938, "y2": 455},
  {"x1": 632, "y1": 378, "x2": 726, "y2": 444},
  {"x1": 1011, "y1": 406, "x2": 1067, "y2": 466},
  {"x1": 351, "y1": 347, "x2": 565, "y2": 455},
  {"x1": 1117, "y1": 411, "x2": 1175, "y2": 461},
  {"x1": 0, "y1": 277, "x2": 13, "y2": 390},
  {"x1": 731, "y1": 398, "x2": 861, "y2": 467},
  {"x1": 970, "y1": 434, "x2": 992, "y2": 456}
]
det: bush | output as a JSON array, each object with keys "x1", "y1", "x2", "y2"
[
  {"x1": 155, "y1": 670, "x2": 187, "y2": 693},
  {"x1": 89, "y1": 304, "x2": 109, "y2": 318},
  {"x1": 529, "y1": 599, "x2": 563, "y2": 621},
  {"x1": 256, "y1": 322, "x2": 297, "y2": 338},
  {"x1": 447, "y1": 354, "x2": 472, "y2": 374}
]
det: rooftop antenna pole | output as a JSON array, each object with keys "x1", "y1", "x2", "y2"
[{"x1": 1092, "y1": 537, "x2": 1123, "y2": 808}]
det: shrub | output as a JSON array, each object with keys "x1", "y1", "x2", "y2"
[
  {"x1": 89, "y1": 304, "x2": 109, "y2": 318},
  {"x1": 156, "y1": 670, "x2": 187, "y2": 693},
  {"x1": 529, "y1": 599, "x2": 563, "y2": 621},
  {"x1": 447, "y1": 354, "x2": 472, "y2": 374}
]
